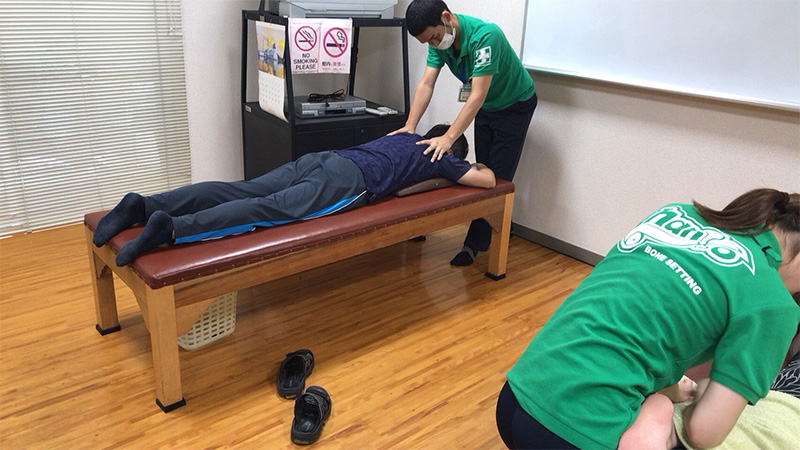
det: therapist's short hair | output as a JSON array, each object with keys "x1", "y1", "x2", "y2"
[
  {"x1": 406, "y1": 0, "x2": 451, "y2": 37},
  {"x1": 424, "y1": 123, "x2": 468, "y2": 160}
]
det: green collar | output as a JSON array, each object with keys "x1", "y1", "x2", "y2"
[
  {"x1": 450, "y1": 13, "x2": 467, "y2": 61},
  {"x1": 752, "y1": 230, "x2": 783, "y2": 270}
]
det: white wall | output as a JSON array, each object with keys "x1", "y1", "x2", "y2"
[
  {"x1": 521, "y1": 75, "x2": 799, "y2": 256},
  {"x1": 183, "y1": 0, "x2": 260, "y2": 182},
  {"x1": 184, "y1": 0, "x2": 800, "y2": 257}
]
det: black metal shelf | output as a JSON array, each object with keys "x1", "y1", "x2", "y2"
[{"x1": 240, "y1": 10, "x2": 410, "y2": 179}]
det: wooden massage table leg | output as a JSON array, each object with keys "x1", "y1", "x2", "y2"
[
  {"x1": 145, "y1": 285, "x2": 186, "y2": 412},
  {"x1": 86, "y1": 227, "x2": 121, "y2": 335},
  {"x1": 85, "y1": 226, "x2": 186, "y2": 412},
  {"x1": 485, "y1": 192, "x2": 514, "y2": 280}
]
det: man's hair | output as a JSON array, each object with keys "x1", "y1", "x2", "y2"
[
  {"x1": 406, "y1": 0, "x2": 450, "y2": 37},
  {"x1": 423, "y1": 123, "x2": 468, "y2": 160}
]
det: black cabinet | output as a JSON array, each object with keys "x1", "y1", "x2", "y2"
[{"x1": 241, "y1": 10, "x2": 410, "y2": 180}]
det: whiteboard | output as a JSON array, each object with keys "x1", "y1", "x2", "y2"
[{"x1": 521, "y1": 0, "x2": 800, "y2": 111}]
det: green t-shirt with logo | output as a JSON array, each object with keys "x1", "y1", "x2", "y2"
[
  {"x1": 426, "y1": 14, "x2": 535, "y2": 112},
  {"x1": 506, "y1": 203, "x2": 799, "y2": 450}
]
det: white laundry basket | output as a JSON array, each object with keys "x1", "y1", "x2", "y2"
[{"x1": 177, "y1": 291, "x2": 237, "y2": 350}]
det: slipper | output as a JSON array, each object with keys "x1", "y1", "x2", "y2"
[
  {"x1": 291, "y1": 386, "x2": 331, "y2": 445},
  {"x1": 277, "y1": 349, "x2": 314, "y2": 399}
]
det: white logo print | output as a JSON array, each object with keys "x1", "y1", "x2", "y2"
[
  {"x1": 475, "y1": 46, "x2": 491, "y2": 67},
  {"x1": 617, "y1": 205, "x2": 755, "y2": 274}
]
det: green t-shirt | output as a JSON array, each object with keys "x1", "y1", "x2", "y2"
[
  {"x1": 506, "y1": 203, "x2": 799, "y2": 450},
  {"x1": 426, "y1": 14, "x2": 535, "y2": 112}
]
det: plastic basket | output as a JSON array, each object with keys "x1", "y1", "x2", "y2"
[{"x1": 177, "y1": 291, "x2": 237, "y2": 350}]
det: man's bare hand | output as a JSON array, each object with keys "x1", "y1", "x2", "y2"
[
  {"x1": 418, "y1": 135, "x2": 454, "y2": 162},
  {"x1": 388, "y1": 125, "x2": 415, "y2": 136}
]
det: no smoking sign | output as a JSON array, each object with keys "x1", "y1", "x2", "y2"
[
  {"x1": 323, "y1": 28, "x2": 348, "y2": 57},
  {"x1": 320, "y1": 22, "x2": 351, "y2": 73},
  {"x1": 288, "y1": 18, "x2": 351, "y2": 74},
  {"x1": 289, "y1": 23, "x2": 319, "y2": 73},
  {"x1": 294, "y1": 26, "x2": 316, "y2": 52}
]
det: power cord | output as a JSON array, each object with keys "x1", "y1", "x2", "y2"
[{"x1": 307, "y1": 89, "x2": 346, "y2": 104}]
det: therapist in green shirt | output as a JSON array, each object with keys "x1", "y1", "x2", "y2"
[
  {"x1": 499, "y1": 188, "x2": 800, "y2": 449},
  {"x1": 392, "y1": 0, "x2": 537, "y2": 267}
]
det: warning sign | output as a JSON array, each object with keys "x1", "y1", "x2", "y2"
[
  {"x1": 295, "y1": 26, "x2": 316, "y2": 52},
  {"x1": 320, "y1": 20, "x2": 351, "y2": 73},
  {"x1": 289, "y1": 19, "x2": 321, "y2": 74},
  {"x1": 323, "y1": 28, "x2": 348, "y2": 57},
  {"x1": 289, "y1": 19, "x2": 350, "y2": 74}
]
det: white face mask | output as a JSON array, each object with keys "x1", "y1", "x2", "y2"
[{"x1": 434, "y1": 22, "x2": 455, "y2": 50}]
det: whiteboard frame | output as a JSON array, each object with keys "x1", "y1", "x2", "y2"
[
  {"x1": 524, "y1": 65, "x2": 800, "y2": 112},
  {"x1": 520, "y1": 0, "x2": 800, "y2": 113}
]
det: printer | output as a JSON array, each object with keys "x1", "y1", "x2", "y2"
[{"x1": 266, "y1": 0, "x2": 398, "y2": 19}]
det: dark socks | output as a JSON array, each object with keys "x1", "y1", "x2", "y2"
[
  {"x1": 93, "y1": 192, "x2": 146, "y2": 247},
  {"x1": 450, "y1": 246, "x2": 478, "y2": 266},
  {"x1": 115, "y1": 211, "x2": 174, "y2": 266}
]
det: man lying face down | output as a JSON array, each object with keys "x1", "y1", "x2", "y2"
[{"x1": 92, "y1": 124, "x2": 496, "y2": 266}]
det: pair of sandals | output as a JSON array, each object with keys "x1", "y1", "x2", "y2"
[{"x1": 277, "y1": 349, "x2": 331, "y2": 445}]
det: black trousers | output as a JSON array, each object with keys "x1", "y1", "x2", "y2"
[
  {"x1": 465, "y1": 93, "x2": 537, "y2": 251},
  {"x1": 496, "y1": 381, "x2": 577, "y2": 449}
]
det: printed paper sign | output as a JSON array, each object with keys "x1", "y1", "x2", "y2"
[
  {"x1": 319, "y1": 20, "x2": 352, "y2": 74},
  {"x1": 289, "y1": 19, "x2": 351, "y2": 74},
  {"x1": 289, "y1": 19, "x2": 321, "y2": 74},
  {"x1": 256, "y1": 21, "x2": 287, "y2": 122}
]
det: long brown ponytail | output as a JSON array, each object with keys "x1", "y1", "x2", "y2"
[{"x1": 694, "y1": 188, "x2": 800, "y2": 258}]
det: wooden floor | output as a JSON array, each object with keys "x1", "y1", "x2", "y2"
[{"x1": 0, "y1": 223, "x2": 592, "y2": 449}]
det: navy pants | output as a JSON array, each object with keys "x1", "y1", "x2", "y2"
[
  {"x1": 144, "y1": 152, "x2": 368, "y2": 243},
  {"x1": 465, "y1": 93, "x2": 537, "y2": 251}
]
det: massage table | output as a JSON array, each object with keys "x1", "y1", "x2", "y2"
[{"x1": 84, "y1": 180, "x2": 514, "y2": 412}]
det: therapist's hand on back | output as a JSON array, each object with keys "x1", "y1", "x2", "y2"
[
  {"x1": 418, "y1": 134, "x2": 454, "y2": 162},
  {"x1": 388, "y1": 125, "x2": 454, "y2": 162},
  {"x1": 388, "y1": 125, "x2": 416, "y2": 136}
]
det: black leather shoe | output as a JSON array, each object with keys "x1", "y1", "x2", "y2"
[
  {"x1": 291, "y1": 386, "x2": 331, "y2": 445},
  {"x1": 277, "y1": 349, "x2": 314, "y2": 399}
]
